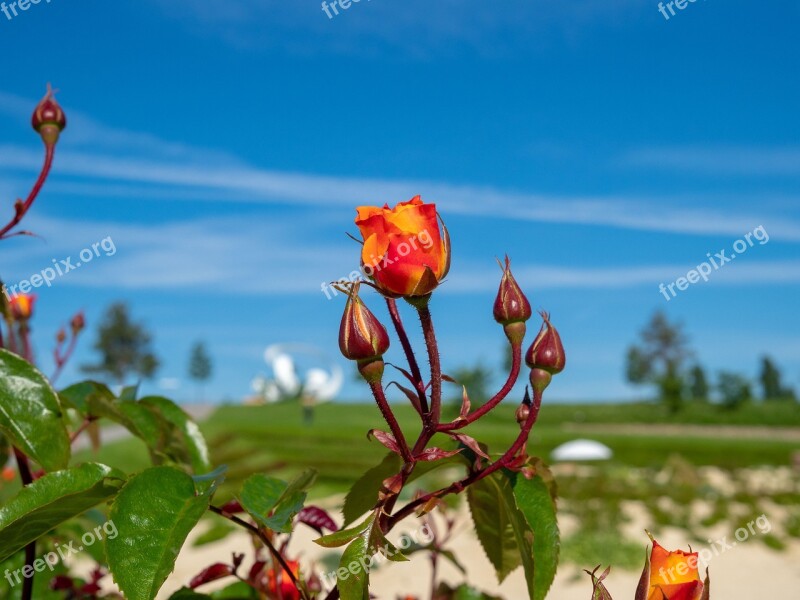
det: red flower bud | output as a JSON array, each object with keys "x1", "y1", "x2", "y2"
[
  {"x1": 9, "y1": 294, "x2": 36, "y2": 321},
  {"x1": 493, "y1": 256, "x2": 531, "y2": 325},
  {"x1": 525, "y1": 311, "x2": 565, "y2": 374},
  {"x1": 339, "y1": 283, "x2": 390, "y2": 363},
  {"x1": 70, "y1": 311, "x2": 85, "y2": 335},
  {"x1": 31, "y1": 85, "x2": 67, "y2": 146},
  {"x1": 56, "y1": 328, "x2": 67, "y2": 344}
]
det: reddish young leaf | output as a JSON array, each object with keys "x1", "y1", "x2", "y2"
[
  {"x1": 296, "y1": 506, "x2": 339, "y2": 535},
  {"x1": 415, "y1": 447, "x2": 462, "y2": 461},
  {"x1": 189, "y1": 563, "x2": 233, "y2": 589},
  {"x1": 368, "y1": 429, "x2": 401, "y2": 454},
  {"x1": 449, "y1": 433, "x2": 489, "y2": 459}
]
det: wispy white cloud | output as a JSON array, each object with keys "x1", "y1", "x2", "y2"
[
  {"x1": 5, "y1": 214, "x2": 799, "y2": 296},
  {"x1": 620, "y1": 145, "x2": 800, "y2": 176},
  {"x1": 3, "y1": 141, "x2": 799, "y2": 241}
]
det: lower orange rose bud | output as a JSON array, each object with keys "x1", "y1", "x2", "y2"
[
  {"x1": 636, "y1": 537, "x2": 708, "y2": 600},
  {"x1": 266, "y1": 560, "x2": 301, "y2": 600},
  {"x1": 9, "y1": 294, "x2": 36, "y2": 321}
]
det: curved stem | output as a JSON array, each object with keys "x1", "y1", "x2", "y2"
[
  {"x1": 417, "y1": 304, "x2": 442, "y2": 424},
  {"x1": 388, "y1": 388, "x2": 543, "y2": 528},
  {"x1": 385, "y1": 298, "x2": 428, "y2": 414},
  {"x1": 369, "y1": 380, "x2": 413, "y2": 463},
  {"x1": 0, "y1": 143, "x2": 54, "y2": 239},
  {"x1": 438, "y1": 340, "x2": 522, "y2": 431},
  {"x1": 208, "y1": 505, "x2": 308, "y2": 600}
]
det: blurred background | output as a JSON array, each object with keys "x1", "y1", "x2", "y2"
[{"x1": 1, "y1": 1, "x2": 798, "y2": 598}]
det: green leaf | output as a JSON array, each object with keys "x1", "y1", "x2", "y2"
[
  {"x1": 342, "y1": 453, "x2": 401, "y2": 526},
  {"x1": 467, "y1": 470, "x2": 536, "y2": 597},
  {"x1": 0, "y1": 463, "x2": 126, "y2": 562},
  {"x1": 58, "y1": 380, "x2": 115, "y2": 415},
  {"x1": 513, "y1": 474, "x2": 560, "y2": 600},
  {"x1": 107, "y1": 466, "x2": 211, "y2": 600},
  {"x1": 342, "y1": 452, "x2": 464, "y2": 526},
  {"x1": 119, "y1": 384, "x2": 139, "y2": 401},
  {"x1": 0, "y1": 431, "x2": 8, "y2": 467},
  {"x1": 239, "y1": 470, "x2": 316, "y2": 533},
  {"x1": 316, "y1": 513, "x2": 376, "y2": 548},
  {"x1": 0, "y1": 349, "x2": 70, "y2": 471},
  {"x1": 141, "y1": 396, "x2": 212, "y2": 474}
]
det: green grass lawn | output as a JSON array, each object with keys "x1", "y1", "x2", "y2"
[{"x1": 66, "y1": 400, "x2": 800, "y2": 500}]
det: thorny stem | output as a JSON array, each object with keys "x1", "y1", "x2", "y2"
[
  {"x1": 69, "y1": 417, "x2": 97, "y2": 444},
  {"x1": 387, "y1": 388, "x2": 543, "y2": 529},
  {"x1": 416, "y1": 303, "x2": 442, "y2": 424},
  {"x1": 438, "y1": 339, "x2": 522, "y2": 431},
  {"x1": 385, "y1": 298, "x2": 429, "y2": 414},
  {"x1": 0, "y1": 143, "x2": 55, "y2": 239},
  {"x1": 208, "y1": 505, "x2": 308, "y2": 600},
  {"x1": 368, "y1": 380, "x2": 413, "y2": 463}
]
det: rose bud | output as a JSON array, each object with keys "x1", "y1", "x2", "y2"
[
  {"x1": 525, "y1": 311, "x2": 565, "y2": 375},
  {"x1": 493, "y1": 256, "x2": 531, "y2": 325},
  {"x1": 56, "y1": 328, "x2": 67, "y2": 344},
  {"x1": 266, "y1": 560, "x2": 301, "y2": 600},
  {"x1": 9, "y1": 294, "x2": 36, "y2": 321},
  {"x1": 339, "y1": 284, "x2": 390, "y2": 381},
  {"x1": 32, "y1": 86, "x2": 67, "y2": 146},
  {"x1": 516, "y1": 386, "x2": 532, "y2": 424},
  {"x1": 635, "y1": 537, "x2": 707, "y2": 600},
  {"x1": 70, "y1": 311, "x2": 86, "y2": 335},
  {"x1": 355, "y1": 196, "x2": 450, "y2": 298}
]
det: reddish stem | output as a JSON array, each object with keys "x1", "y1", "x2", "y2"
[
  {"x1": 0, "y1": 143, "x2": 55, "y2": 239},
  {"x1": 51, "y1": 333, "x2": 79, "y2": 385},
  {"x1": 369, "y1": 380, "x2": 413, "y2": 463},
  {"x1": 417, "y1": 303, "x2": 442, "y2": 423},
  {"x1": 388, "y1": 387, "x2": 543, "y2": 528},
  {"x1": 385, "y1": 298, "x2": 429, "y2": 414},
  {"x1": 438, "y1": 340, "x2": 522, "y2": 431}
]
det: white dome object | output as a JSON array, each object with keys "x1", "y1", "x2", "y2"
[
  {"x1": 272, "y1": 354, "x2": 301, "y2": 395},
  {"x1": 551, "y1": 439, "x2": 613, "y2": 462}
]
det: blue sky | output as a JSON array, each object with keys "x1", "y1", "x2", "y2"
[{"x1": 0, "y1": 0, "x2": 798, "y2": 404}]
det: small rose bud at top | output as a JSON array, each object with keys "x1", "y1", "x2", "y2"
[
  {"x1": 493, "y1": 256, "x2": 531, "y2": 325},
  {"x1": 70, "y1": 311, "x2": 86, "y2": 335},
  {"x1": 525, "y1": 310, "x2": 565, "y2": 374},
  {"x1": 56, "y1": 328, "x2": 67, "y2": 344},
  {"x1": 9, "y1": 294, "x2": 36, "y2": 321},
  {"x1": 339, "y1": 283, "x2": 390, "y2": 363},
  {"x1": 32, "y1": 85, "x2": 67, "y2": 146}
]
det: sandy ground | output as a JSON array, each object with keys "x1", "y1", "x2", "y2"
[{"x1": 149, "y1": 499, "x2": 800, "y2": 600}]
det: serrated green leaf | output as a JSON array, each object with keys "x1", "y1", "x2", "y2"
[
  {"x1": 0, "y1": 462, "x2": 126, "y2": 562},
  {"x1": 0, "y1": 349, "x2": 70, "y2": 471},
  {"x1": 315, "y1": 513, "x2": 375, "y2": 548},
  {"x1": 468, "y1": 470, "x2": 541, "y2": 598},
  {"x1": 342, "y1": 451, "x2": 464, "y2": 526},
  {"x1": 239, "y1": 470, "x2": 316, "y2": 533},
  {"x1": 119, "y1": 384, "x2": 139, "y2": 401},
  {"x1": 513, "y1": 474, "x2": 559, "y2": 600},
  {"x1": 107, "y1": 466, "x2": 211, "y2": 600},
  {"x1": 140, "y1": 396, "x2": 212, "y2": 474}
]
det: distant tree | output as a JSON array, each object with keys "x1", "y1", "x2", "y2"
[
  {"x1": 688, "y1": 364, "x2": 710, "y2": 402},
  {"x1": 626, "y1": 311, "x2": 692, "y2": 413},
  {"x1": 188, "y1": 341, "x2": 213, "y2": 401},
  {"x1": 758, "y1": 356, "x2": 796, "y2": 401},
  {"x1": 81, "y1": 302, "x2": 159, "y2": 385},
  {"x1": 717, "y1": 371, "x2": 753, "y2": 410}
]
